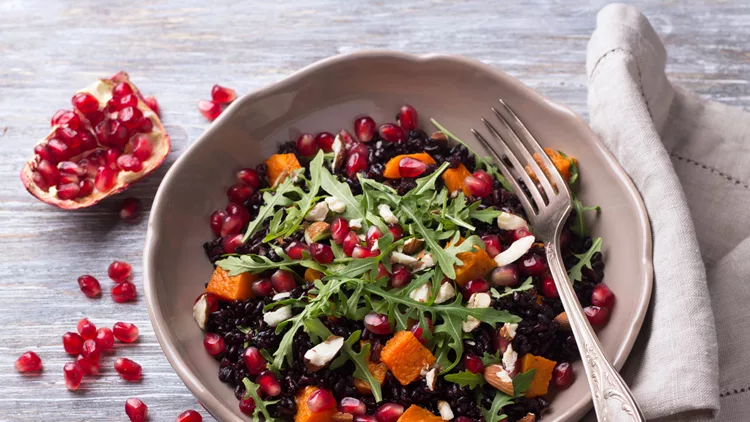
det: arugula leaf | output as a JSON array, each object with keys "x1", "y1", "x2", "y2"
[
  {"x1": 320, "y1": 166, "x2": 366, "y2": 221},
  {"x1": 444, "y1": 370, "x2": 486, "y2": 389},
  {"x1": 480, "y1": 351, "x2": 502, "y2": 366},
  {"x1": 512, "y1": 369, "x2": 537, "y2": 397},
  {"x1": 482, "y1": 391, "x2": 514, "y2": 422},
  {"x1": 559, "y1": 150, "x2": 579, "y2": 188},
  {"x1": 217, "y1": 253, "x2": 324, "y2": 276},
  {"x1": 242, "y1": 173, "x2": 300, "y2": 242},
  {"x1": 403, "y1": 162, "x2": 450, "y2": 199},
  {"x1": 468, "y1": 203, "x2": 503, "y2": 224},
  {"x1": 242, "y1": 378, "x2": 280, "y2": 421},
  {"x1": 433, "y1": 313, "x2": 464, "y2": 374},
  {"x1": 570, "y1": 193, "x2": 601, "y2": 237},
  {"x1": 568, "y1": 237, "x2": 603, "y2": 283},
  {"x1": 491, "y1": 277, "x2": 534, "y2": 299}
]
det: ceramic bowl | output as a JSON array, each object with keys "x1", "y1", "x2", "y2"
[{"x1": 144, "y1": 51, "x2": 653, "y2": 421}]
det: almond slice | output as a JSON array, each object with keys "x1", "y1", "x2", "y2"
[{"x1": 484, "y1": 364, "x2": 514, "y2": 396}]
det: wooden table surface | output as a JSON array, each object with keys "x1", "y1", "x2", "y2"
[{"x1": 1, "y1": 1, "x2": 748, "y2": 420}]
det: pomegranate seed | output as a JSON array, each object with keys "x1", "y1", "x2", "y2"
[
  {"x1": 94, "y1": 166, "x2": 118, "y2": 192},
  {"x1": 236, "y1": 168, "x2": 261, "y2": 189},
  {"x1": 220, "y1": 214, "x2": 243, "y2": 237},
  {"x1": 76, "y1": 355, "x2": 100, "y2": 376},
  {"x1": 378, "y1": 123, "x2": 405, "y2": 143},
  {"x1": 211, "y1": 85, "x2": 237, "y2": 104},
  {"x1": 120, "y1": 197, "x2": 141, "y2": 222},
  {"x1": 15, "y1": 351, "x2": 42, "y2": 373},
  {"x1": 51, "y1": 109, "x2": 69, "y2": 126},
  {"x1": 520, "y1": 254, "x2": 548, "y2": 276},
  {"x1": 352, "y1": 246, "x2": 378, "y2": 259},
  {"x1": 463, "y1": 354, "x2": 484, "y2": 374},
  {"x1": 117, "y1": 154, "x2": 143, "y2": 172},
  {"x1": 125, "y1": 398, "x2": 148, "y2": 422},
  {"x1": 463, "y1": 278, "x2": 490, "y2": 296},
  {"x1": 32, "y1": 171, "x2": 49, "y2": 191},
  {"x1": 194, "y1": 293, "x2": 220, "y2": 313},
  {"x1": 58, "y1": 172, "x2": 80, "y2": 186},
  {"x1": 56, "y1": 183, "x2": 80, "y2": 200},
  {"x1": 59, "y1": 161, "x2": 85, "y2": 176},
  {"x1": 78, "y1": 131, "x2": 97, "y2": 151},
  {"x1": 355, "y1": 417, "x2": 378, "y2": 422},
  {"x1": 285, "y1": 241, "x2": 309, "y2": 260},
  {"x1": 541, "y1": 277, "x2": 559, "y2": 298},
  {"x1": 364, "y1": 312, "x2": 391, "y2": 335},
  {"x1": 376, "y1": 263, "x2": 390, "y2": 280},
  {"x1": 95, "y1": 327, "x2": 115, "y2": 351},
  {"x1": 115, "y1": 94, "x2": 139, "y2": 110},
  {"x1": 345, "y1": 152, "x2": 368, "y2": 177},
  {"x1": 473, "y1": 169, "x2": 493, "y2": 185},
  {"x1": 137, "y1": 117, "x2": 153, "y2": 133},
  {"x1": 85, "y1": 110, "x2": 106, "y2": 127},
  {"x1": 114, "y1": 357, "x2": 142, "y2": 382},
  {"x1": 398, "y1": 156, "x2": 428, "y2": 178},
  {"x1": 225, "y1": 203, "x2": 250, "y2": 225},
  {"x1": 512, "y1": 227, "x2": 533, "y2": 241},
  {"x1": 243, "y1": 347, "x2": 266, "y2": 374},
  {"x1": 56, "y1": 112, "x2": 81, "y2": 130},
  {"x1": 113, "y1": 322, "x2": 140, "y2": 343},
  {"x1": 354, "y1": 116, "x2": 376, "y2": 143},
  {"x1": 343, "y1": 231, "x2": 360, "y2": 256},
  {"x1": 34, "y1": 144, "x2": 54, "y2": 162},
  {"x1": 308, "y1": 389, "x2": 337, "y2": 413},
  {"x1": 78, "y1": 179, "x2": 94, "y2": 197},
  {"x1": 47, "y1": 139, "x2": 70, "y2": 162},
  {"x1": 239, "y1": 396, "x2": 256, "y2": 415},
  {"x1": 112, "y1": 81, "x2": 134, "y2": 98},
  {"x1": 203, "y1": 333, "x2": 226, "y2": 356},
  {"x1": 252, "y1": 278, "x2": 274, "y2": 297},
  {"x1": 397, "y1": 105, "x2": 418, "y2": 131},
  {"x1": 591, "y1": 284, "x2": 616, "y2": 308},
  {"x1": 222, "y1": 234, "x2": 245, "y2": 253},
  {"x1": 387, "y1": 225, "x2": 404, "y2": 241},
  {"x1": 296, "y1": 133, "x2": 319, "y2": 156},
  {"x1": 63, "y1": 362, "x2": 84, "y2": 390},
  {"x1": 464, "y1": 175, "x2": 492, "y2": 198},
  {"x1": 62, "y1": 332, "x2": 84, "y2": 355},
  {"x1": 366, "y1": 225, "x2": 383, "y2": 248},
  {"x1": 144, "y1": 96, "x2": 160, "y2": 116},
  {"x1": 310, "y1": 243, "x2": 334, "y2": 263},
  {"x1": 271, "y1": 269, "x2": 296, "y2": 292},
  {"x1": 338, "y1": 129, "x2": 357, "y2": 147},
  {"x1": 227, "y1": 184, "x2": 253, "y2": 204},
  {"x1": 77, "y1": 318, "x2": 97, "y2": 340},
  {"x1": 109, "y1": 120, "x2": 131, "y2": 147},
  {"x1": 315, "y1": 132, "x2": 336, "y2": 152},
  {"x1": 375, "y1": 403, "x2": 405, "y2": 422},
  {"x1": 37, "y1": 160, "x2": 60, "y2": 186},
  {"x1": 552, "y1": 362, "x2": 576, "y2": 390},
  {"x1": 81, "y1": 339, "x2": 101, "y2": 361},
  {"x1": 409, "y1": 318, "x2": 433, "y2": 344},
  {"x1": 340, "y1": 397, "x2": 367, "y2": 416},
  {"x1": 390, "y1": 265, "x2": 412, "y2": 288},
  {"x1": 105, "y1": 148, "x2": 121, "y2": 169},
  {"x1": 198, "y1": 99, "x2": 222, "y2": 121},
  {"x1": 584, "y1": 306, "x2": 610, "y2": 326},
  {"x1": 112, "y1": 281, "x2": 137, "y2": 303},
  {"x1": 331, "y1": 218, "x2": 350, "y2": 244},
  {"x1": 176, "y1": 410, "x2": 202, "y2": 422},
  {"x1": 257, "y1": 370, "x2": 281, "y2": 396},
  {"x1": 109, "y1": 261, "x2": 133, "y2": 283},
  {"x1": 118, "y1": 106, "x2": 144, "y2": 130},
  {"x1": 481, "y1": 234, "x2": 502, "y2": 258}
]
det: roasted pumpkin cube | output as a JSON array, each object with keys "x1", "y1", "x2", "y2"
[
  {"x1": 520, "y1": 353, "x2": 557, "y2": 398},
  {"x1": 304, "y1": 268, "x2": 324, "y2": 283},
  {"x1": 383, "y1": 153, "x2": 437, "y2": 179},
  {"x1": 397, "y1": 405, "x2": 443, "y2": 422},
  {"x1": 380, "y1": 331, "x2": 436, "y2": 385},
  {"x1": 441, "y1": 164, "x2": 472, "y2": 196},
  {"x1": 295, "y1": 386, "x2": 338, "y2": 422},
  {"x1": 353, "y1": 346, "x2": 389, "y2": 394},
  {"x1": 266, "y1": 153, "x2": 302, "y2": 187},
  {"x1": 525, "y1": 148, "x2": 577, "y2": 184},
  {"x1": 205, "y1": 267, "x2": 256, "y2": 301},
  {"x1": 451, "y1": 237, "x2": 496, "y2": 287}
]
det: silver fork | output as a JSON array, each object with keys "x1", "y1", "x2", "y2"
[{"x1": 472, "y1": 100, "x2": 645, "y2": 422}]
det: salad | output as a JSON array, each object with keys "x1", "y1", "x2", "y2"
[{"x1": 195, "y1": 105, "x2": 610, "y2": 422}]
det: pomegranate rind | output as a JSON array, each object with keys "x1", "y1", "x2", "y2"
[{"x1": 20, "y1": 71, "x2": 170, "y2": 209}]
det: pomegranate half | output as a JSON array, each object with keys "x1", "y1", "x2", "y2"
[{"x1": 20, "y1": 71, "x2": 170, "y2": 209}]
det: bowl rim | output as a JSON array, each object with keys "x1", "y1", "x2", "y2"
[{"x1": 143, "y1": 50, "x2": 653, "y2": 422}]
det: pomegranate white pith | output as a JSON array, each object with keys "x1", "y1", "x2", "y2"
[{"x1": 21, "y1": 71, "x2": 170, "y2": 209}]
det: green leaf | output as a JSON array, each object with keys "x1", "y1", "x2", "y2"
[
  {"x1": 242, "y1": 173, "x2": 300, "y2": 242},
  {"x1": 570, "y1": 193, "x2": 601, "y2": 237},
  {"x1": 216, "y1": 253, "x2": 324, "y2": 276},
  {"x1": 433, "y1": 313, "x2": 464, "y2": 374},
  {"x1": 482, "y1": 391, "x2": 514, "y2": 422},
  {"x1": 512, "y1": 369, "x2": 537, "y2": 397},
  {"x1": 468, "y1": 203, "x2": 503, "y2": 224},
  {"x1": 320, "y1": 166, "x2": 366, "y2": 221},
  {"x1": 444, "y1": 370, "x2": 486, "y2": 389},
  {"x1": 568, "y1": 237, "x2": 603, "y2": 283},
  {"x1": 491, "y1": 277, "x2": 534, "y2": 299},
  {"x1": 480, "y1": 351, "x2": 502, "y2": 366},
  {"x1": 559, "y1": 150, "x2": 579, "y2": 189},
  {"x1": 403, "y1": 162, "x2": 450, "y2": 199},
  {"x1": 242, "y1": 378, "x2": 280, "y2": 421}
]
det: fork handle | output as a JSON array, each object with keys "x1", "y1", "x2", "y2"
[{"x1": 546, "y1": 240, "x2": 645, "y2": 422}]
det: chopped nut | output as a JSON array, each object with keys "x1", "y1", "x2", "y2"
[
  {"x1": 332, "y1": 412, "x2": 354, "y2": 422},
  {"x1": 424, "y1": 367, "x2": 437, "y2": 391},
  {"x1": 462, "y1": 292, "x2": 492, "y2": 332},
  {"x1": 349, "y1": 218, "x2": 363, "y2": 230},
  {"x1": 496, "y1": 212, "x2": 528, "y2": 230},
  {"x1": 409, "y1": 283, "x2": 432, "y2": 303},
  {"x1": 332, "y1": 135, "x2": 345, "y2": 173},
  {"x1": 518, "y1": 413, "x2": 536, "y2": 422},
  {"x1": 304, "y1": 335, "x2": 344, "y2": 372},
  {"x1": 502, "y1": 343, "x2": 518, "y2": 374},
  {"x1": 263, "y1": 305, "x2": 292, "y2": 327},
  {"x1": 324, "y1": 196, "x2": 346, "y2": 213},
  {"x1": 494, "y1": 235, "x2": 535, "y2": 266},
  {"x1": 391, "y1": 251, "x2": 419, "y2": 266},
  {"x1": 437, "y1": 401, "x2": 454, "y2": 420},
  {"x1": 304, "y1": 221, "x2": 331, "y2": 244},
  {"x1": 192, "y1": 294, "x2": 210, "y2": 330},
  {"x1": 434, "y1": 282, "x2": 456, "y2": 304},
  {"x1": 430, "y1": 131, "x2": 448, "y2": 144},
  {"x1": 499, "y1": 322, "x2": 519, "y2": 341},
  {"x1": 305, "y1": 201, "x2": 329, "y2": 222},
  {"x1": 402, "y1": 238, "x2": 425, "y2": 254},
  {"x1": 484, "y1": 364, "x2": 515, "y2": 396},
  {"x1": 378, "y1": 204, "x2": 398, "y2": 224},
  {"x1": 554, "y1": 312, "x2": 570, "y2": 331}
]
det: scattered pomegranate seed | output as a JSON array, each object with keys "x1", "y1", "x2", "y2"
[
  {"x1": 251, "y1": 279, "x2": 274, "y2": 297},
  {"x1": 338, "y1": 129, "x2": 357, "y2": 146},
  {"x1": 541, "y1": 277, "x2": 559, "y2": 298},
  {"x1": 387, "y1": 224, "x2": 404, "y2": 241},
  {"x1": 308, "y1": 389, "x2": 337, "y2": 413},
  {"x1": 409, "y1": 318, "x2": 433, "y2": 344},
  {"x1": 315, "y1": 132, "x2": 336, "y2": 152},
  {"x1": 77, "y1": 318, "x2": 97, "y2": 340},
  {"x1": 194, "y1": 292, "x2": 220, "y2": 313},
  {"x1": 464, "y1": 175, "x2": 492, "y2": 198},
  {"x1": 63, "y1": 332, "x2": 84, "y2": 355},
  {"x1": 239, "y1": 396, "x2": 256, "y2": 414},
  {"x1": 366, "y1": 225, "x2": 384, "y2": 248},
  {"x1": 397, "y1": 105, "x2": 418, "y2": 131},
  {"x1": 473, "y1": 169, "x2": 493, "y2": 185},
  {"x1": 221, "y1": 234, "x2": 245, "y2": 254},
  {"x1": 220, "y1": 214, "x2": 243, "y2": 237},
  {"x1": 257, "y1": 370, "x2": 281, "y2": 396},
  {"x1": 114, "y1": 357, "x2": 142, "y2": 382},
  {"x1": 346, "y1": 152, "x2": 368, "y2": 177},
  {"x1": 143, "y1": 96, "x2": 160, "y2": 116},
  {"x1": 112, "y1": 281, "x2": 137, "y2": 303},
  {"x1": 119, "y1": 197, "x2": 141, "y2": 223},
  {"x1": 285, "y1": 241, "x2": 309, "y2": 260},
  {"x1": 296, "y1": 133, "x2": 319, "y2": 156},
  {"x1": 198, "y1": 100, "x2": 222, "y2": 121},
  {"x1": 519, "y1": 254, "x2": 548, "y2": 276},
  {"x1": 211, "y1": 85, "x2": 237, "y2": 104},
  {"x1": 203, "y1": 333, "x2": 226, "y2": 356},
  {"x1": 236, "y1": 168, "x2": 261, "y2": 189},
  {"x1": 310, "y1": 243, "x2": 334, "y2": 264},
  {"x1": 364, "y1": 312, "x2": 391, "y2": 335},
  {"x1": 584, "y1": 306, "x2": 610, "y2": 326},
  {"x1": 398, "y1": 157, "x2": 427, "y2": 178},
  {"x1": 113, "y1": 322, "x2": 140, "y2": 343},
  {"x1": 463, "y1": 278, "x2": 490, "y2": 296},
  {"x1": 108, "y1": 260, "x2": 132, "y2": 283},
  {"x1": 271, "y1": 269, "x2": 296, "y2": 293},
  {"x1": 375, "y1": 263, "x2": 391, "y2": 281},
  {"x1": 243, "y1": 347, "x2": 266, "y2": 375},
  {"x1": 330, "y1": 218, "x2": 350, "y2": 245},
  {"x1": 355, "y1": 417, "x2": 378, "y2": 422},
  {"x1": 81, "y1": 339, "x2": 101, "y2": 362},
  {"x1": 76, "y1": 355, "x2": 100, "y2": 376},
  {"x1": 591, "y1": 284, "x2": 616, "y2": 308},
  {"x1": 176, "y1": 410, "x2": 203, "y2": 422},
  {"x1": 354, "y1": 116, "x2": 376, "y2": 143},
  {"x1": 378, "y1": 123, "x2": 406, "y2": 143},
  {"x1": 112, "y1": 81, "x2": 134, "y2": 98},
  {"x1": 340, "y1": 397, "x2": 367, "y2": 416},
  {"x1": 553, "y1": 362, "x2": 575, "y2": 389},
  {"x1": 352, "y1": 246, "x2": 378, "y2": 259},
  {"x1": 95, "y1": 327, "x2": 115, "y2": 351},
  {"x1": 481, "y1": 235, "x2": 502, "y2": 258},
  {"x1": 125, "y1": 398, "x2": 148, "y2": 422},
  {"x1": 63, "y1": 361, "x2": 84, "y2": 390},
  {"x1": 343, "y1": 231, "x2": 360, "y2": 256},
  {"x1": 225, "y1": 203, "x2": 250, "y2": 225},
  {"x1": 512, "y1": 227, "x2": 533, "y2": 241},
  {"x1": 390, "y1": 265, "x2": 412, "y2": 288},
  {"x1": 463, "y1": 354, "x2": 484, "y2": 374},
  {"x1": 227, "y1": 184, "x2": 253, "y2": 204},
  {"x1": 77, "y1": 275, "x2": 102, "y2": 298},
  {"x1": 15, "y1": 351, "x2": 42, "y2": 373},
  {"x1": 375, "y1": 402, "x2": 405, "y2": 422},
  {"x1": 348, "y1": 142, "x2": 369, "y2": 158}
]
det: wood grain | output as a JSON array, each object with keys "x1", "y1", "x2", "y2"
[{"x1": 1, "y1": 0, "x2": 748, "y2": 420}]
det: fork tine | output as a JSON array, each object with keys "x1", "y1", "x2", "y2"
[
  {"x1": 481, "y1": 118, "x2": 547, "y2": 211},
  {"x1": 471, "y1": 129, "x2": 537, "y2": 217},
  {"x1": 495, "y1": 99, "x2": 569, "y2": 198},
  {"x1": 490, "y1": 107, "x2": 556, "y2": 201}
]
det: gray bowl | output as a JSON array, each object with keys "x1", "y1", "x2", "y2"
[{"x1": 143, "y1": 51, "x2": 653, "y2": 421}]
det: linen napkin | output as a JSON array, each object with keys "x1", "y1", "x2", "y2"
[{"x1": 585, "y1": 3, "x2": 750, "y2": 420}]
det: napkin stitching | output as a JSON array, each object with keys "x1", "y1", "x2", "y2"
[
  {"x1": 589, "y1": 47, "x2": 654, "y2": 121},
  {"x1": 671, "y1": 154, "x2": 750, "y2": 189},
  {"x1": 720, "y1": 386, "x2": 749, "y2": 398}
]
